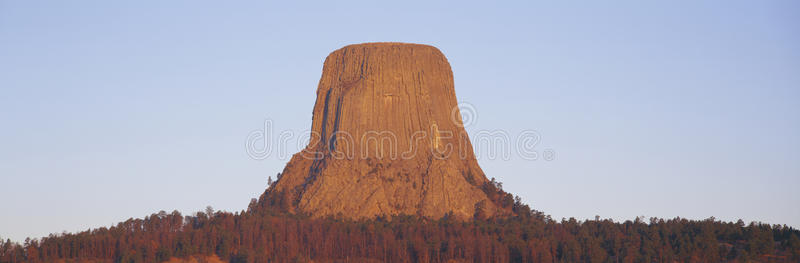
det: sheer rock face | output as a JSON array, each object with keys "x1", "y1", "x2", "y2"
[{"x1": 260, "y1": 43, "x2": 502, "y2": 220}]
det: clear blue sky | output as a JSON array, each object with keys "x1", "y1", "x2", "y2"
[{"x1": 1, "y1": 0, "x2": 798, "y2": 242}]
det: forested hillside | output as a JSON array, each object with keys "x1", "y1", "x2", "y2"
[{"x1": 2, "y1": 181, "x2": 798, "y2": 263}]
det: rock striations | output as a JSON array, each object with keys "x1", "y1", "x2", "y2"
[{"x1": 259, "y1": 43, "x2": 505, "y2": 220}]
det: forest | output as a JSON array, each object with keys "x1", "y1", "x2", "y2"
[{"x1": 2, "y1": 179, "x2": 799, "y2": 263}]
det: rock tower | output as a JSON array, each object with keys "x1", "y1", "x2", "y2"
[{"x1": 259, "y1": 43, "x2": 503, "y2": 219}]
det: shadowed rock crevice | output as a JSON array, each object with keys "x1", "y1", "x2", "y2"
[{"x1": 260, "y1": 42, "x2": 507, "y2": 220}]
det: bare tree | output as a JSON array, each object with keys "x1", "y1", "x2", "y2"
[{"x1": 205, "y1": 206, "x2": 215, "y2": 217}]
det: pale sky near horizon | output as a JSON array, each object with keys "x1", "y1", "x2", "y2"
[{"x1": 1, "y1": 1, "x2": 799, "y2": 242}]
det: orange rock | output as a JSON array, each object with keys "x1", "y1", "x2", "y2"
[{"x1": 260, "y1": 43, "x2": 502, "y2": 220}]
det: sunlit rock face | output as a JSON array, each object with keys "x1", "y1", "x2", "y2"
[{"x1": 260, "y1": 43, "x2": 504, "y2": 220}]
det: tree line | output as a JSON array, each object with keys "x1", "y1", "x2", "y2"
[{"x1": 1, "y1": 179, "x2": 798, "y2": 262}]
